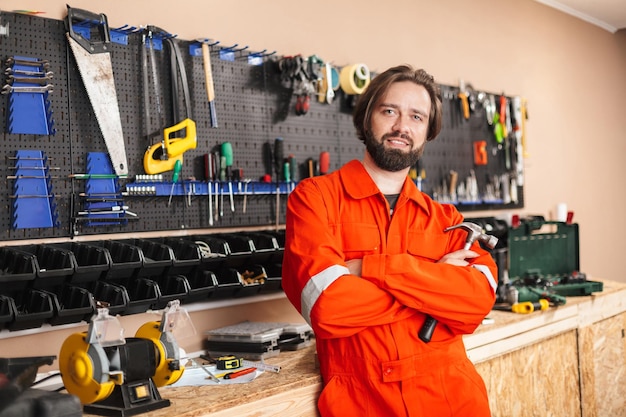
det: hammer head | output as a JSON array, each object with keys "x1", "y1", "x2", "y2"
[{"x1": 444, "y1": 222, "x2": 498, "y2": 250}]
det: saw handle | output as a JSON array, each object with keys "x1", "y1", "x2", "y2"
[
  {"x1": 163, "y1": 118, "x2": 197, "y2": 157},
  {"x1": 66, "y1": 6, "x2": 111, "y2": 53}
]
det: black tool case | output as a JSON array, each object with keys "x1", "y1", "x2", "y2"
[{"x1": 508, "y1": 219, "x2": 602, "y2": 296}]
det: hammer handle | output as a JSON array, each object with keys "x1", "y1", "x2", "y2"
[{"x1": 418, "y1": 315, "x2": 438, "y2": 343}]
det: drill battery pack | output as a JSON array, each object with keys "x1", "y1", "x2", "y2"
[{"x1": 508, "y1": 219, "x2": 603, "y2": 296}]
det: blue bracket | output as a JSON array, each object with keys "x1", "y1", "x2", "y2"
[
  {"x1": 125, "y1": 179, "x2": 295, "y2": 197},
  {"x1": 6, "y1": 56, "x2": 56, "y2": 136},
  {"x1": 189, "y1": 39, "x2": 220, "y2": 57},
  {"x1": 82, "y1": 152, "x2": 127, "y2": 227},
  {"x1": 144, "y1": 27, "x2": 176, "y2": 51},
  {"x1": 11, "y1": 150, "x2": 60, "y2": 229},
  {"x1": 247, "y1": 50, "x2": 276, "y2": 66},
  {"x1": 110, "y1": 25, "x2": 140, "y2": 45},
  {"x1": 219, "y1": 44, "x2": 248, "y2": 61},
  {"x1": 71, "y1": 22, "x2": 135, "y2": 46}
]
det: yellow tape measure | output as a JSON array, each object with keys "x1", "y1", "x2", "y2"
[{"x1": 216, "y1": 355, "x2": 243, "y2": 370}]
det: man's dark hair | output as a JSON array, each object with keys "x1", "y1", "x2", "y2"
[{"x1": 353, "y1": 64, "x2": 443, "y2": 143}]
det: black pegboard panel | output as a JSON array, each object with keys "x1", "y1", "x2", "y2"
[{"x1": 0, "y1": 10, "x2": 522, "y2": 242}]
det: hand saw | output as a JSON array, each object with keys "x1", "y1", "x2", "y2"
[{"x1": 65, "y1": 6, "x2": 129, "y2": 176}]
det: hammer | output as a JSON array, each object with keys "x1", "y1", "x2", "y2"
[
  {"x1": 418, "y1": 222, "x2": 498, "y2": 343},
  {"x1": 445, "y1": 222, "x2": 499, "y2": 251}
]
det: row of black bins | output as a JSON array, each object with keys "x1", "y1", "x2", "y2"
[{"x1": 0, "y1": 230, "x2": 285, "y2": 331}]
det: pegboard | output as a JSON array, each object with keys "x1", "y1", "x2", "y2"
[{"x1": 0, "y1": 10, "x2": 522, "y2": 242}]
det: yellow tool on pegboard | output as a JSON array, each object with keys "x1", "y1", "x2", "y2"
[
  {"x1": 143, "y1": 118, "x2": 196, "y2": 174},
  {"x1": 339, "y1": 63, "x2": 370, "y2": 95}
]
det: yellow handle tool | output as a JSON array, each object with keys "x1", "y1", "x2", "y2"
[
  {"x1": 511, "y1": 299, "x2": 549, "y2": 314},
  {"x1": 143, "y1": 118, "x2": 197, "y2": 174}
]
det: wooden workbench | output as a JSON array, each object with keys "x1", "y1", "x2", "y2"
[{"x1": 84, "y1": 279, "x2": 626, "y2": 417}]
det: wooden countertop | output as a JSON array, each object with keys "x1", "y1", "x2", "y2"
[
  {"x1": 465, "y1": 278, "x2": 626, "y2": 363},
  {"x1": 83, "y1": 278, "x2": 626, "y2": 417},
  {"x1": 84, "y1": 344, "x2": 321, "y2": 417}
]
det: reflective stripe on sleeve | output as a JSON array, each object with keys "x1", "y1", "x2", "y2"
[
  {"x1": 472, "y1": 264, "x2": 497, "y2": 293},
  {"x1": 301, "y1": 264, "x2": 350, "y2": 325}
]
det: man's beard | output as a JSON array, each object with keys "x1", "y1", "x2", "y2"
[{"x1": 365, "y1": 131, "x2": 425, "y2": 172}]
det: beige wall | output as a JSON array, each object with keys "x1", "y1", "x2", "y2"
[{"x1": 1, "y1": 0, "x2": 625, "y2": 360}]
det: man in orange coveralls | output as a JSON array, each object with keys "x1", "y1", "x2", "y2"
[{"x1": 281, "y1": 64, "x2": 497, "y2": 416}]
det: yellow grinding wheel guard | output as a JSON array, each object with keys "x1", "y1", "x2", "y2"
[
  {"x1": 59, "y1": 332, "x2": 115, "y2": 404},
  {"x1": 135, "y1": 321, "x2": 185, "y2": 387}
]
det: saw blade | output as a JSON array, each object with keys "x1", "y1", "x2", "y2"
[{"x1": 67, "y1": 34, "x2": 128, "y2": 176}]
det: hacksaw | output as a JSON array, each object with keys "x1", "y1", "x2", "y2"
[{"x1": 65, "y1": 6, "x2": 129, "y2": 176}]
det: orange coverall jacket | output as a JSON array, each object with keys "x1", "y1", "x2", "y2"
[{"x1": 282, "y1": 160, "x2": 497, "y2": 417}]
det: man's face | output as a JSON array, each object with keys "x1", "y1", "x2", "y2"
[{"x1": 365, "y1": 81, "x2": 431, "y2": 172}]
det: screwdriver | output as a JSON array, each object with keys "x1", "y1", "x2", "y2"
[
  {"x1": 167, "y1": 159, "x2": 182, "y2": 207},
  {"x1": 221, "y1": 142, "x2": 235, "y2": 212},
  {"x1": 204, "y1": 153, "x2": 214, "y2": 226},
  {"x1": 288, "y1": 155, "x2": 297, "y2": 182},
  {"x1": 274, "y1": 137, "x2": 284, "y2": 227},
  {"x1": 274, "y1": 137, "x2": 284, "y2": 180}
]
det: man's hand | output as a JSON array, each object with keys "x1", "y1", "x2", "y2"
[
  {"x1": 437, "y1": 249, "x2": 478, "y2": 266},
  {"x1": 346, "y1": 259, "x2": 363, "y2": 277}
]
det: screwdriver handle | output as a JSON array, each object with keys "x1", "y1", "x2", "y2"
[
  {"x1": 172, "y1": 159, "x2": 182, "y2": 182},
  {"x1": 274, "y1": 137, "x2": 284, "y2": 180},
  {"x1": 221, "y1": 142, "x2": 233, "y2": 179},
  {"x1": 221, "y1": 142, "x2": 233, "y2": 166},
  {"x1": 288, "y1": 155, "x2": 297, "y2": 182}
]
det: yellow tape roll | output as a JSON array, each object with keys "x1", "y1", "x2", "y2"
[{"x1": 340, "y1": 64, "x2": 370, "y2": 95}]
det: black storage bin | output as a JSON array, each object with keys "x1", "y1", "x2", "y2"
[
  {"x1": 244, "y1": 232, "x2": 282, "y2": 266},
  {"x1": 8, "y1": 289, "x2": 54, "y2": 331},
  {"x1": 157, "y1": 237, "x2": 202, "y2": 277},
  {"x1": 86, "y1": 241, "x2": 165, "y2": 314},
  {"x1": 153, "y1": 274, "x2": 190, "y2": 309},
  {"x1": 235, "y1": 264, "x2": 268, "y2": 296},
  {"x1": 0, "y1": 295, "x2": 14, "y2": 330},
  {"x1": 86, "y1": 240, "x2": 144, "y2": 283},
  {"x1": 117, "y1": 238, "x2": 174, "y2": 279},
  {"x1": 212, "y1": 267, "x2": 244, "y2": 299},
  {"x1": 188, "y1": 235, "x2": 230, "y2": 272},
  {"x1": 46, "y1": 285, "x2": 97, "y2": 326},
  {"x1": 14, "y1": 245, "x2": 76, "y2": 291},
  {"x1": 123, "y1": 277, "x2": 160, "y2": 315},
  {"x1": 183, "y1": 269, "x2": 217, "y2": 304},
  {"x1": 91, "y1": 281, "x2": 130, "y2": 315},
  {"x1": 0, "y1": 247, "x2": 37, "y2": 297},
  {"x1": 44, "y1": 242, "x2": 111, "y2": 285},
  {"x1": 212, "y1": 234, "x2": 254, "y2": 270},
  {"x1": 214, "y1": 265, "x2": 266, "y2": 299},
  {"x1": 260, "y1": 262, "x2": 283, "y2": 292}
]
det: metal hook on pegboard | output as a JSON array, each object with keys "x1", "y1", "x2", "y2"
[
  {"x1": 218, "y1": 44, "x2": 249, "y2": 61},
  {"x1": 243, "y1": 49, "x2": 277, "y2": 66},
  {"x1": 188, "y1": 39, "x2": 220, "y2": 57},
  {"x1": 109, "y1": 24, "x2": 141, "y2": 45},
  {"x1": 141, "y1": 25, "x2": 177, "y2": 50}
]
